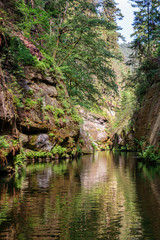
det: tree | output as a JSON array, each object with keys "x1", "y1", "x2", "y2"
[
  {"x1": 130, "y1": 0, "x2": 160, "y2": 58},
  {"x1": 7, "y1": 0, "x2": 121, "y2": 107},
  {"x1": 127, "y1": 0, "x2": 160, "y2": 102}
]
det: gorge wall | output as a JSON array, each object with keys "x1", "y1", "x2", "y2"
[
  {"x1": 134, "y1": 83, "x2": 160, "y2": 150},
  {"x1": 0, "y1": 63, "x2": 85, "y2": 168}
]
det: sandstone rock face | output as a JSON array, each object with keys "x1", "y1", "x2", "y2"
[
  {"x1": 0, "y1": 66, "x2": 80, "y2": 164},
  {"x1": 110, "y1": 129, "x2": 136, "y2": 150},
  {"x1": 135, "y1": 83, "x2": 160, "y2": 148},
  {"x1": 36, "y1": 134, "x2": 53, "y2": 151},
  {"x1": 79, "y1": 128, "x2": 93, "y2": 154},
  {"x1": 79, "y1": 108, "x2": 108, "y2": 152},
  {"x1": 79, "y1": 108, "x2": 108, "y2": 142}
]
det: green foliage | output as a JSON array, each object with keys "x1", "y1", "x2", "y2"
[
  {"x1": 131, "y1": 0, "x2": 160, "y2": 56},
  {"x1": 120, "y1": 144, "x2": 132, "y2": 152},
  {"x1": 76, "y1": 145, "x2": 82, "y2": 155},
  {"x1": 6, "y1": 37, "x2": 36, "y2": 66},
  {"x1": 128, "y1": 0, "x2": 160, "y2": 102},
  {"x1": 70, "y1": 108, "x2": 83, "y2": 124},
  {"x1": 61, "y1": 100, "x2": 70, "y2": 109},
  {"x1": 49, "y1": 133, "x2": 55, "y2": 138},
  {"x1": 54, "y1": 108, "x2": 64, "y2": 118},
  {"x1": 44, "y1": 115, "x2": 50, "y2": 121},
  {"x1": 14, "y1": 148, "x2": 26, "y2": 172},
  {"x1": 26, "y1": 150, "x2": 48, "y2": 158},
  {"x1": 71, "y1": 114, "x2": 83, "y2": 124},
  {"x1": 112, "y1": 88, "x2": 137, "y2": 132},
  {"x1": 0, "y1": 136, "x2": 10, "y2": 149},
  {"x1": 45, "y1": 105, "x2": 54, "y2": 112},
  {"x1": 12, "y1": 139, "x2": 19, "y2": 147},
  {"x1": 13, "y1": 96, "x2": 24, "y2": 108},
  {"x1": 14, "y1": 153, "x2": 26, "y2": 164},
  {"x1": 91, "y1": 142, "x2": 97, "y2": 151},
  {"x1": 139, "y1": 145, "x2": 160, "y2": 163},
  {"x1": 10, "y1": 0, "x2": 121, "y2": 108},
  {"x1": 25, "y1": 98, "x2": 37, "y2": 108},
  {"x1": 51, "y1": 145, "x2": 67, "y2": 156}
]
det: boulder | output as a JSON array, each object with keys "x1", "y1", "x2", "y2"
[
  {"x1": 79, "y1": 107, "x2": 108, "y2": 143},
  {"x1": 79, "y1": 128, "x2": 93, "y2": 154},
  {"x1": 36, "y1": 134, "x2": 53, "y2": 151}
]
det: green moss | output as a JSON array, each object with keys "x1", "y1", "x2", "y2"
[
  {"x1": 45, "y1": 105, "x2": 54, "y2": 112},
  {"x1": 44, "y1": 115, "x2": 50, "y2": 121},
  {"x1": 13, "y1": 96, "x2": 24, "y2": 108},
  {"x1": 91, "y1": 142, "x2": 97, "y2": 150},
  {"x1": 54, "y1": 108, "x2": 65, "y2": 117},
  {"x1": 25, "y1": 98, "x2": 37, "y2": 108},
  {"x1": 0, "y1": 136, "x2": 10, "y2": 149},
  {"x1": 49, "y1": 133, "x2": 55, "y2": 138}
]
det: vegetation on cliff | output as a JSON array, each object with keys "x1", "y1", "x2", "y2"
[
  {"x1": 111, "y1": 0, "x2": 160, "y2": 161},
  {"x1": 0, "y1": 0, "x2": 159, "y2": 169},
  {"x1": 0, "y1": 0, "x2": 123, "y2": 169}
]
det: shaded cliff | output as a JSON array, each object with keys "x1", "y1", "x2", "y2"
[
  {"x1": 109, "y1": 82, "x2": 160, "y2": 156},
  {"x1": 134, "y1": 83, "x2": 160, "y2": 150},
  {"x1": 0, "y1": 27, "x2": 90, "y2": 168},
  {"x1": 0, "y1": 62, "x2": 84, "y2": 166}
]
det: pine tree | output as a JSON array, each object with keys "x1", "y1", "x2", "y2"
[
  {"x1": 130, "y1": 0, "x2": 160, "y2": 58},
  {"x1": 4, "y1": 0, "x2": 121, "y2": 107},
  {"x1": 128, "y1": 0, "x2": 160, "y2": 100}
]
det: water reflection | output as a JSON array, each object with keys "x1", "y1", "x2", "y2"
[{"x1": 0, "y1": 152, "x2": 160, "y2": 239}]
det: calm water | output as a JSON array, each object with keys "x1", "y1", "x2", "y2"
[{"x1": 1, "y1": 151, "x2": 160, "y2": 239}]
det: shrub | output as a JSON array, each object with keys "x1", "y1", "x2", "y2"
[
  {"x1": 25, "y1": 98, "x2": 37, "y2": 108},
  {"x1": 139, "y1": 145, "x2": 160, "y2": 163},
  {"x1": 45, "y1": 105, "x2": 54, "y2": 112},
  {"x1": 0, "y1": 136, "x2": 10, "y2": 149},
  {"x1": 51, "y1": 145, "x2": 66, "y2": 156}
]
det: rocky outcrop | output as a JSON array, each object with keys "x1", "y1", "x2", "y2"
[
  {"x1": 0, "y1": 64, "x2": 80, "y2": 166},
  {"x1": 134, "y1": 83, "x2": 160, "y2": 149},
  {"x1": 79, "y1": 108, "x2": 109, "y2": 151},
  {"x1": 110, "y1": 83, "x2": 160, "y2": 152},
  {"x1": 110, "y1": 129, "x2": 136, "y2": 151}
]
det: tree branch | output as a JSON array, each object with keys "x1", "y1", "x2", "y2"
[
  {"x1": 53, "y1": 1, "x2": 69, "y2": 59},
  {"x1": 58, "y1": 35, "x2": 82, "y2": 66}
]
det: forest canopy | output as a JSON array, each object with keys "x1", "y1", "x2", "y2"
[{"x1": 0, "y1": 0, "x2": 123, "y2": 108}]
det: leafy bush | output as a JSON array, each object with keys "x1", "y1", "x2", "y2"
[
  {"x1": 45, "y1": 105, "x2": 54, "y2": 112},
  {"x1": 76, "y1": 145, "x2": 82, "y2": 155},
  {"x1": 0, "y1": 136, "x2": 10, "y2": 149},
  {"x1": 26, "y1": 150, "x2": 48, "y2": 158},
  {"x1": 139, "y1": 145, "x2": 160, "y2": 163},
  {"x1": 91, "y1": 142, "x2": 97, "y2": 150},
  {"x1": 54, "y1": 108, "x2": 65, "y2": 117},
  {"x1": 7, "y1": 37, "x2": 36, "y2": 66},
  {"x1": 13, "y1": 96, "x2": 24, "y2": 108},
  {"x1": 51, "y1": 145, "x2": 66, "y2": 156},
  {"x1": 25, "y1": 98, "x2": 37, "y2": 108}
]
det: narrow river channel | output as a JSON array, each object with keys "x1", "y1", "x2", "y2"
[{"x1": 0, "y1": 151, "x2": 160, "y2": 239}]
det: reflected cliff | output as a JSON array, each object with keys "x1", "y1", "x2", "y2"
[{"x1": 0, "y1": 152, "x2": 160, "y2": 239}]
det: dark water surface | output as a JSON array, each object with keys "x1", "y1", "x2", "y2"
[{"x1": 1, "y1": 151, "x2": 160, "y2": 239}]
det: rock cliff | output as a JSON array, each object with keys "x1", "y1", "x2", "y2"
[
  {"x1": 79, "y1": 108, "x2": 109, "y2": 152},
  {"x1": 0, "y1": 63, "x2": 83, "y2": 167},
  {"x1": 134, "y1": 83, "x2": 160, "y2": 150}
]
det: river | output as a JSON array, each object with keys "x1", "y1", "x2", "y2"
[{"x1": 0, "y1": 151, "x2": 160, "y2": 239}]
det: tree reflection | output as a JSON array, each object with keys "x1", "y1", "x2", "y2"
[{"x1": 0, "y1": 152, "x2": 160, "y2": 239}]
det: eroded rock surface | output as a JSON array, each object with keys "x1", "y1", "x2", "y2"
[
  {"x1": 79, "y1": 108, "x2": 109, "y2": 151},
  {"x1": 135, "y1": 83, "x2": 160, "y2": 149},
  {"x1": 0, "y1": 65, "x2": 80, "y2": 164}
]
